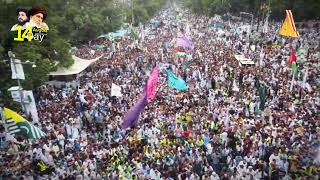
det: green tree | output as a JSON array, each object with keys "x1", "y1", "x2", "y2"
[
  {"x1": 0, "y1": 0, "x2": 167, "y2": 110},
  {"x1": 126, "y1": 0, "x2": 167, "y2": 26},
  {"x1": 182, "y1": 0, "x2": 320, "y2": 21}
]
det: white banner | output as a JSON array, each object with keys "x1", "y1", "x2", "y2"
[
  {"x1": 8, "y1": 86, "x2": 22, "y2": 102},
  {"x1": 11, "y1": 59, "x2": 25, "y2": 80},
  {"x1": 8, "y1": 87, "x2": 39, "y2": 123},
  {"x1": 111, "y1": 83, "x2": 122, "y2": 97},
  {"x1": 24, "y1": 90, "x2": 39, "y2": 123}
]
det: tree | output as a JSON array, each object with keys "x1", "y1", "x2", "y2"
[
  {"x1": 182, "y1": 0, "x2": 320, "y2": 21},
  {"x1": 0, "y1": 0, "x2": 167, "y2": 110},
  {"x1": 126, "y1": 0, "x2": 167, "y2": 26}
]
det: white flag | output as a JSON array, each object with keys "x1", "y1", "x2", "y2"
[
  {"x1": 24, "y1": 90, "x2": 39, "y2": 123},
  {"x1": 232, "y1": 79, "x2": 239, "y2": 92},
  {"x1": 302, "y1": 68, "x2": 308, "y2": 89},
  {"x1": 263, "y1": 12, "x2": 270, "y2": 33},
  {"x1": 111, "y1": 83, "x2": 122, "y2": 97},
  {"x1": 8, "y1": 86, "x2": 23, "y2": 102},
  {"x1": 186, "y1": 23, "x2": 191, "y2": 36},
  {"x1": 11, "y1": 59, "x2": 25, "y2": 80}
]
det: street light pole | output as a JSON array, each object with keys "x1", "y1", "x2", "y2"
[
  {"x1": 240, "y1": 12, "x2": 254, "y2": 40},
  {"x1": 131, "y1": 0, "x2": 134, "y2": 25},
  {"x1": 0, "y1": 91, "x2": 6, "y2": 130},
  {"x1": 8, "y1": 51, "x2": 26, "y2": 115},
  {"x1": 14, "y1": 63, "x2": 25, "y2": 112}
]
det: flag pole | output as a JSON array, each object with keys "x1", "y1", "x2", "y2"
[
  {"x1": 302, "y1": 68, "x2": 308, "y2": 89},
  {"x1": 8, "y1": 51, "x2": 27, "y2": 116},
  {"x1": 0, "y1": 92, "x2": 8, "y2": 139},
  {"x1": 290, "y1": 69, "x2": 295, "y2": 91},
  {"x1": 0, "y1": 106, "x2": 8, "y2": 149}
]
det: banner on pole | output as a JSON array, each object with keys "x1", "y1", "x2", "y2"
[
  {"x1": 11, "y1": 59, "x2": 25, "y2": 80},
  {"x1": 280, "y1": 10, "x2": 299, "y2": 37}
]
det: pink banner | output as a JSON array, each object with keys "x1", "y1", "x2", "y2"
[{"x1": 147, "y1": 66, "x2": 159, "y2": 101}]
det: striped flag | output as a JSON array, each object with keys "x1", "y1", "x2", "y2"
[
  {"x1": 176, "y1": 52, "x2": 186, "y2": 57},
  {"x1": 280, "y1": 10, "x2": 299, "y2": 37},
  {"x1": 288, "y1": 49, "x2": 297, "y2": 67},
  {"x1": 4, "y1": 108, "x2": 45, "y2": 139}
]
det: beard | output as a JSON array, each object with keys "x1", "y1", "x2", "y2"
[{"x1": 18, "y1": 18, "x2": 28, "y2": 26}]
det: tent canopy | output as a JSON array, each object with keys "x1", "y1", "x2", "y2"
[{"x1": 49, "y1": 55, "x2": 102, "y2": 76}]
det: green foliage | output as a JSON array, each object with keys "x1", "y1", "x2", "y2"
[
  {"x1": 133, "y1": 5, "x2": 150, "y2": 25},
  {"x1": 0, "y1": 0, "x2": 166, "y2": 110},
  {"x1": 182, "y1": 0, "x2": 320, "y2": 21},
  {"x1": 126, "y1": 0, "x2": 167, "y2": 26}
]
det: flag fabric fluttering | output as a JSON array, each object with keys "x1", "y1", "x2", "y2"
[
  {"x1": 176, "y1": 52, "x2": 186, "y2": 57},
  {"x1": 122, "y1": 91, "x2": 148, "y2": 129},
  {"x1": 175, "y1": 47, "x2": 186, "y2": 57},
  {"x1": 290, "y1": 50, "x2": 298, "y2": 77},
  {"x1": 263, "y1": 12, "x2": 270, "y2": 33},
  {"x1": 167, "y1": 70, "x2": 188, "y2": 91},
  {"x1": 176, "y1": 36, "x2": 194, "y2": 50},
  {"x1": 291, "y1": 62, "x2": 297, "y2": 73},
  {"x1": 302, "y1": 68, "x2": 308, "y2": 89},
  {"x1": 280, "y1": 10, "x2": 299, "y2": 37},
  {"x1": 290, "y1": 62, "x2": 298, "y2": 91},
  {"x1": 290, "y1": 70, "x2": 296, "y2": 92},
  {"x1": 4, "y1": 108, "x2": 45, "y2": 139},
  {"x1": 111, "y1": 83, "x2": 123, "y2": 97},
  {"x1": 288, "y1": 49, "x2": 297, "y2": 67},
  {"x1": 147, "y1": 66, "x2": 159, "y2": 101},
  {"x1": 185, "y1": 23, "x2": 191, "y2": 36}
]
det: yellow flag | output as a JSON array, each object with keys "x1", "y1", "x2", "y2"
[
  {"x1": 4, "y1": 108, "x2": 27, "y2": 123},
  {"x1": 4, "y1": 107, "x2": 46, "y2": 139},
  {"x1": 280, "y1": 10, "x2": 299, "y2": 37}
]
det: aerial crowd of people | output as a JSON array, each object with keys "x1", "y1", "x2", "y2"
[{"x1": 0, "y1": 4, "x2": 320, "y2": 180}]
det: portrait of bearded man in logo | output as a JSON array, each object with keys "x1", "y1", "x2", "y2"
[
  {"x1": 10, "y1": 7, "x2": 29, "y2": 31},
  {"x1": 24, "y1": 6, "x2": 49, "y2": 31}
]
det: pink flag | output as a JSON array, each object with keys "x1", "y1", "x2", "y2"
[{"x1": 147, "y1": 66, "x2": 159, "y2": 101}]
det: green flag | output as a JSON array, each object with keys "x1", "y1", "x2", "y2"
[{"x1": 4, "y1": 108, "x2": 45, "y2": 139}]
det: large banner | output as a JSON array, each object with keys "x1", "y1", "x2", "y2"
[{"x1": 11, "y1": 59, "x2": 25, "y2": 80}]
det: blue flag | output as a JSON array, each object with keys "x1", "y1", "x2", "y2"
[{"x1": 167, "y1": 70, "x2": 188, "y2": 91}]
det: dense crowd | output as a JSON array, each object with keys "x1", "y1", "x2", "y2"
[
  {"x1": 74, "y1": 46, "x2": 104, "y2": 60},
  {"x1": 1, "y1": 5, "x2": 320, "y2": 180}
]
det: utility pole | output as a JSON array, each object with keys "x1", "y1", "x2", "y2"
[
  {"x1": 0, "y1": 91, "x2": 8, "y2": 147},
  {"x1": 8, "y1": 51, "x2": 26, "y2": 115},
  {"x1": 131, "y1": 0, "x2": 134, "y2": 25},
  {"x1": 256, "y1": 0, "x2": 263, "y2": 31},
  {"x1": 0, "y1": 91, "x2": 5, "y2": 125},
  {"x1": 7, "y1": 51, "x2": 36, "y2": 117}
]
